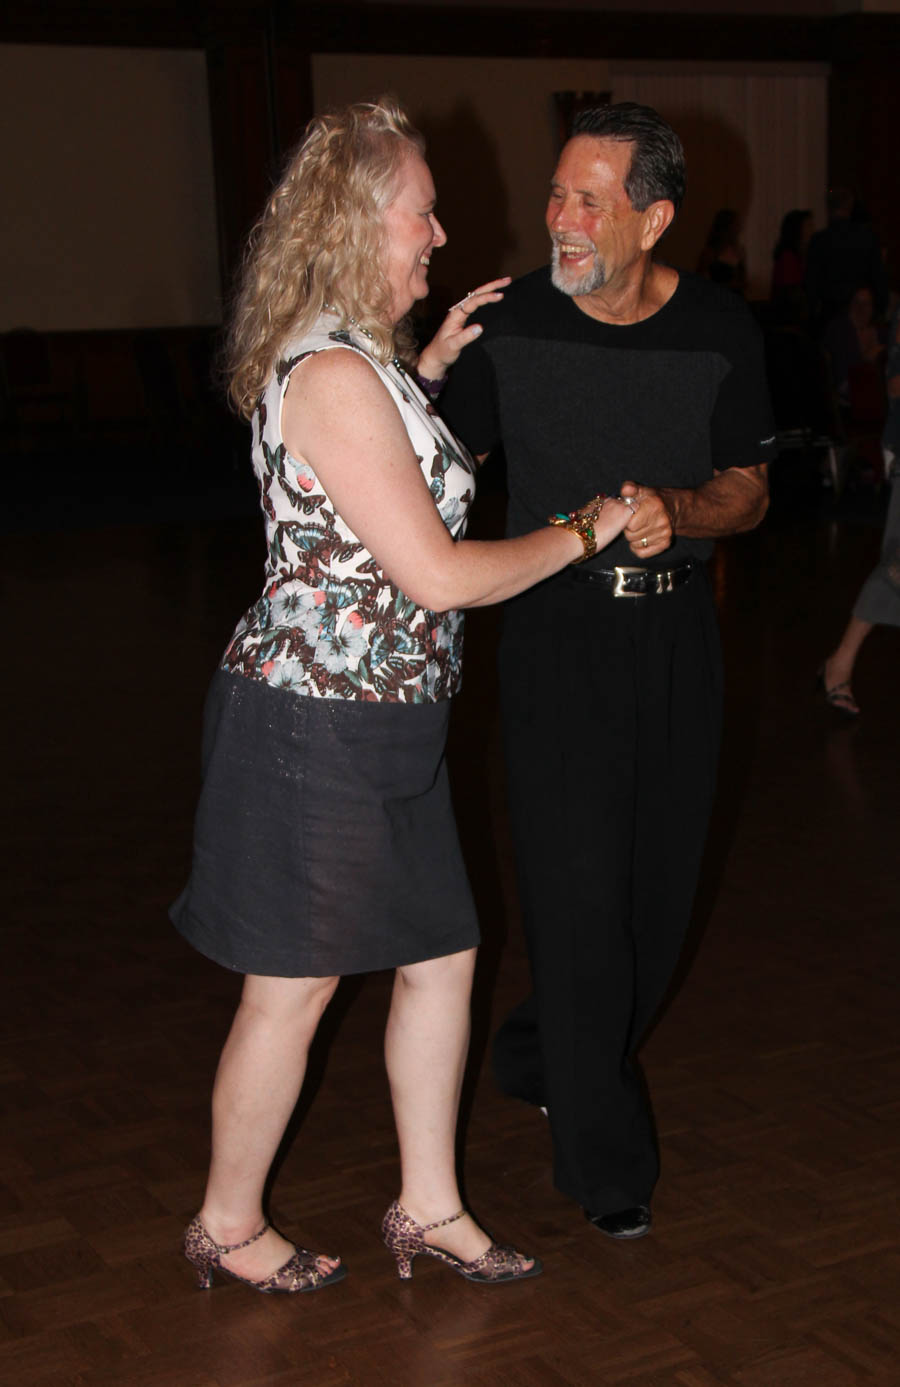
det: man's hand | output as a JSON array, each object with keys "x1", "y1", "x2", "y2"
[
  {"x1": 618, "y1": 465, "x2": 769, "y2": 556},
  {"x1": 619, "y1": 481, "x2": 675, "y2": 559}
]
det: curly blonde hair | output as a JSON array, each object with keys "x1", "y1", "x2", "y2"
[{"x1": 225, "y1": 98, "x2": 426, "y2": 419}]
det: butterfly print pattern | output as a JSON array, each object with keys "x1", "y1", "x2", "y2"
[{"x1": 222, "y1": 321, "x2": 476, "y2": 703}]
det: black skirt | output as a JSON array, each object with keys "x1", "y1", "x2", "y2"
[{"x1": 170, "y1": 671, "x2": 480, "y2": 977}]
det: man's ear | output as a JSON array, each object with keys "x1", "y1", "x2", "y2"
[{"x1": 641, "y1": 200, "x2": 675, "y2": 251}]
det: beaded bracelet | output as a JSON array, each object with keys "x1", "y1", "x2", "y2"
[{"x1": 413, "y1": 370, "x2": 448, "y2": 399}]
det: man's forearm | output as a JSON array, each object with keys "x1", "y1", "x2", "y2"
[{"x1": 661, "y1": 464, "x2": 769, "y2": 539}]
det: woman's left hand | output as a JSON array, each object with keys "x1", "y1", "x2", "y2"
[{"x1": 416, "y1": 276, "x2": 511, "y2": 382}]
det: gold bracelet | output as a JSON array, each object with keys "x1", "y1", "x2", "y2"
[
  {"x1": 579, "y1": 493, "x2": 609, "y2": 523},
  {"x1": 548, "y1": 512, "x2": 597, "y2": 563}
]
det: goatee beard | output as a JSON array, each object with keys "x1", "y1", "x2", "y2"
[{"x1": 550, "y1": 241, "x2": 606, "y2": 296}]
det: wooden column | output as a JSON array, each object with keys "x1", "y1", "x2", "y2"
[
  {"x1": 828, "y1": 13, "x2": 900, "y2": 292},
  {"x1": 204, "y1": 13, "x2": 314, "y2": 288}
]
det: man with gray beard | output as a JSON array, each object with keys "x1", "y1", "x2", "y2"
[{"x1": 442, "y1": 103, "x2": 773, "y2": 1239}]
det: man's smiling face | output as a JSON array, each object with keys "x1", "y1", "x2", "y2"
[{"x1": 547, "y1": 135, "x2": 651, "y2": 298}]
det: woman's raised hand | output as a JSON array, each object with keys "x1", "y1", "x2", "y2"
[{"x1": 416, "y1": 277, "x2": 511, "y2": 382}]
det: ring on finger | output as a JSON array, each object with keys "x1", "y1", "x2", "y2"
[
  {"x1": 453, "y1": 290, "x2": 476, "y2": 312},
  {"x1": 641, "y1": 536, "x2": 649, "y2": 548}
]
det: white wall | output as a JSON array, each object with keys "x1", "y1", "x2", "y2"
[{"x1": 0, "y1": 45, "x2": 221, "y2": 332}]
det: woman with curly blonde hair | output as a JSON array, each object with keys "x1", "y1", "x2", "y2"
[
  {"x1": 226, "y1": 100, "x2": 424, "y2": 415},
  {"x1": 173, "y1": 97, "x2": 631, "y2": 1295}
]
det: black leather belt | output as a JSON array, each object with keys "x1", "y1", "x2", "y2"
[{"x1": 570, "y1": 559, "x2": 695, "y2": 596}]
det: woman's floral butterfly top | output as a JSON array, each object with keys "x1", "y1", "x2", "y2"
[{"x1": 221, "y1": 318, "x2": 476, "y2": 702}]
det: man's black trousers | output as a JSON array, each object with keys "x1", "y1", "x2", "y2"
[{"x1": 493, "y1": 561, "x2": 723, "y2": 1215}]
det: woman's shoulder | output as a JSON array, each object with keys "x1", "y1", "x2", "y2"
[
  {"x1": 274, "y1": 322, "x2": 389, "y2": 398},
  {"x1": 278, "y1": 318, "x2": 363, "y2": 369},
  {"x1": 279, "y1": 334, "x2": 406, "y2": 448},
  {"x1": 288, "y1": 337, "x2": 376, "y2": 380}
]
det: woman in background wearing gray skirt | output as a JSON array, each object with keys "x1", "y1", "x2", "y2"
[
  {"x1": 172, "y1": 99, "x2": 632, "y2": 1296},
  {"x1": 821, "y1": 304, "x2": 900, "y2": 716}
]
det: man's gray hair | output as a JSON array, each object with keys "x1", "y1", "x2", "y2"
[{"x1": 572, "y1": 102, "x2": 686, "y2": 215}]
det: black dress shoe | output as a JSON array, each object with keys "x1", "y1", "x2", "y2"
[{"x1": 586, "y1": 1205, "x2": 652, "y2": 1240}]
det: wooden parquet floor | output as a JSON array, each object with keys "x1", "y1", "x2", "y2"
[{"x1": 2, "y1": 487, "x2": 899, "y2": 1386}]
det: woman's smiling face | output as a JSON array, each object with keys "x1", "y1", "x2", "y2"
[{"x1": 382, "y1": 152, "x2": 447, "y2": 321}]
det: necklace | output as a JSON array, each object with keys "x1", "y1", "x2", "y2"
[
  {"x1": 323, "y1": 304, "x2": 374, "y2": 340},
  {"x1": 322, "y1": 305, "x2": 402, "y2": 368}
]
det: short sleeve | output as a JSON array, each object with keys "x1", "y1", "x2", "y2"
[{"x1": 709, "y1": 306, "x2": 777, "y2": 472}]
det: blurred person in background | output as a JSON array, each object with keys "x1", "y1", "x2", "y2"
[
  {"x1": 771, "y1": 208, "x2": 813, "y2": 300},
  {"x1": 820, "y1": 305, "x2": 900, "y2": 716},
  {"x1": 697, "y1": 207, "x2": 747, "y2": 296}
]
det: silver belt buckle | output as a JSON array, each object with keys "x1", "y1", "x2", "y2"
[{"x1": 612, "y1": 565, "x2": 647, "y2": 598}]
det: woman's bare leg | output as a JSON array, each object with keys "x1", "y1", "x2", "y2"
[
  {"x1": 198, "y1": 971, "x2": 340, "y2": 1280},
  {"x1": 385, "y1": 948, "x2": 533, "y2": 1267},
  {"x1": 824, "y1": 614, "x2": 873, "y2": 709}
]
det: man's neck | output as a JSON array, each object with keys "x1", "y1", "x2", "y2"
[{"x1": 572, "y1": 260, "x2": 678, "y2": 326}]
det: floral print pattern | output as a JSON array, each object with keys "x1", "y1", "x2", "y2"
[{"x1": 222, "y1": 319, "x2": 476, "y2": 703}]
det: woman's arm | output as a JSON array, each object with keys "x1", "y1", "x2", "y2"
[{"x1": 282, "y1": 348, "x2": 629, "y2": 610}]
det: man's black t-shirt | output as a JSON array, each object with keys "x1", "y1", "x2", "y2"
[{"x1": 441, "y1": 267, "x2": 776, "y2": 567}]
